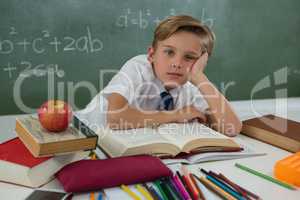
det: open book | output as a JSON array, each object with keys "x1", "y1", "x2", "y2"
[
  {"x1": 162, "y1": 138, "x2": 266, "y2": 165},
  {"x1": 97, "y1": 123, "x2": 241, "y2": 158}
]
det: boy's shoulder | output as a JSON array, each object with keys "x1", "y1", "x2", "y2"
[
  {"x1": 121, "y1": 54, "x2": 155, "y2": 81},
  {"x1": 124, "y1": 54, "x2": 149, "y2": 67}
]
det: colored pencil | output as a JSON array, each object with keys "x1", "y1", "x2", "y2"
[
  {"x1": 144, "y1": 183, "x2": 163, "y2": 200},
  {"x1": 169, "y1": 177, "x2": 186, "y2": 200},
  {"x1": 218, "y1": 173, "x2": 261, "y2": 200},
  {"x1": 235, "y1": 163, "x2": 296, "y2": 190},
  {"x1": 154, "y1": 180, "x2": 169, "y2": 200},
  {"x1": 209, "y1": 171, "x2": 248, "y2": 197},
  {"x1": 160, "y1": 179, "x2": 180, "y2": 200},
  {"x1": 181, "y1": 166, "x2": 199, "y2": 199},
  {"x1": 173, "y1": 174, "x2": 192, "y2": 200},
  {"x1": 190, "y1": 174, "x2": 206, "y2": 200},
  {"x1": 121, "y1": 184, "x2": 142, "y2": 200},
  {"x1": 136, "y1": 184, "x2": 154, "y2": 200},
  {"x1": 90, "y1": 152, "x2": 97, "y2": 200},
  {"x1": 195, "y1": 176, "x2": 237, "y2": 200},
  {"x1": 176, "y1": 171, "x2": 193, "y2": 199},
  {"x1": 200, "y1": 169, "x2": 245, "y2": 200}
]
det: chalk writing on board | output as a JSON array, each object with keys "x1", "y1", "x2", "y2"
[
  {"x1": 2, "y1": 61, "x2": 64, "y2": 79},
  {"x1": 201, "y1": 8, "x2": 215, "y2": 28},
  {"x1": 0, "y1": 26, "x2": 103, "y2": 54},
  {"x1": 116, "y1": 8, "x2": 215, "y2": 29},
  {"x1": 3, "y1": 63, "x2": 17, "y2": 78},
  {"x1": 116, "y1": 8, "x2": 177, "y2": 29},
  {"x1": 9, "y1": 27, "x2": 18, "y2": 35},
  {"x1": 42, "y1": 30, "x2": 50, "y2": 38},
  {"x1": 287, "y1": 66, "x2": 300, "y2": 76}
]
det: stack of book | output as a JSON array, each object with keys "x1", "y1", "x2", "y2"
[{"x1": 0, "y1": 115, "x2": 98, "y2": 187}]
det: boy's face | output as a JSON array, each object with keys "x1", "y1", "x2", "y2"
[{"x1": 148, "y1": 31, "x2": 203, "y2": 90}]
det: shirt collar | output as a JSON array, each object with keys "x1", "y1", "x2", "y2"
[{"x1": 144, "y1": 55, "x2": 183, "y2": 96}]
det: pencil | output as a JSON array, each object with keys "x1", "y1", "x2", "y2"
[
  {"x1": 90, "y1": 152, "x2": 97, "y2": 200},
  {"x1": 136, "y1": 184, "x2": 154, "y2": 200},
  {"x1": 169, "y1": 176, "x2": 187, "y2": 200},
  {"x1": 190, "y1": 174, "x2": 206, "y2": 200},
  {"x1": 209, "y1": 171, "x2": 247, "y2": 196},
  {"x1": 220, "y1": 173, "x2": 261, "y2": 199},
  {"x1": 201, "y1": 169, "x2": 245, "y2": 200},
  {"x1": 153, "y1": 180, "x2": 169, "y2": 200},
  {"x1": 176, "y1": 171, "x2": 193, "y2": 199},
  {"x1": 121, "y1": 184, "x2": 142, "y2": 200},
  {"x1": 193, "y1": 175, "x2": 237, "y2": 200},
  {"x1": 173, "y1": 174, "x2": 192, "y2": 200},
  {"x1": 144, "y1": 183, "x2": 163, "y2": 200},
  {"x1": 206, "y1": 175, "x2": 246, "y2": 200},
  {"x1": 181, "y1": 166, "x2": 199, "y2": 199},
  {"x1": 90, "y1": 192, "x2": 95, "y2": 200},
  {"x1": 235, "y1": 163, "x2": 296, "y2": 190},
  {"x1": 217, "y1": 173, "x2": 255, "y2": 200},
  {"x1": 160, "y1": 179, "x2": 180, "y2": 200}
]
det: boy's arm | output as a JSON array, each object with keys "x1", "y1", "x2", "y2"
[
  {"x1": 190, "y1": 53, "x2": 242, "y2": 136},
  {"x1": 194, "y1": 74, "x2": 242, "y2": 136},
  {"x1": 106, "y1": 93, "x2": 207, "y2": 130}
]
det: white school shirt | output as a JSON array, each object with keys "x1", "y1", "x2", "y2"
[{"x1": 77, "y1": 54, "x2": 209, "y2": 130}]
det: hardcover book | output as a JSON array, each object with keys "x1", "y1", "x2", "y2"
[
  {"x1": 242, "y1": 115, "x2": 300, "y2": 152},
  {"x1": 15, "y1": 115, "x2": 97, "y2": 157}
]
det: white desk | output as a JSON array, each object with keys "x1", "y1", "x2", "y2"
[{"x1": 0, "y1": 98, "x2": 299, "y2": 200}]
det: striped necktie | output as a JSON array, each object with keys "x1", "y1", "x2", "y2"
[{"x1": 160, "y1": 91, "x2": 174, "y2": 110}]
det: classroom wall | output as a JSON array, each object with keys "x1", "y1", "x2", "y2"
[{"x1": 0, "y1": 0, "x2": 299, "y2": 115}]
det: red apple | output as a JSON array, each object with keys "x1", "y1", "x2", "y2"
[{"x1": 38, "y1": 100, "x2": 73, "y2": 132}]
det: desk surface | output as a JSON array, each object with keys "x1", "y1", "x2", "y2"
[{"x1": 0, "y1": 98, "x2": 299, "y2": 200}]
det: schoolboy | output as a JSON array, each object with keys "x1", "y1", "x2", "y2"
[{"x1": 82, "y1": 15, "x2": 242, "y2": 136}]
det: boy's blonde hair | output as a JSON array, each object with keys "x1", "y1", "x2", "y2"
[{"x1": 152, "y1": 15, "x2": 215, "y2": 56}]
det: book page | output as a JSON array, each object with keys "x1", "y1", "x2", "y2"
[
  {"x1": 18, "y1": 117, "x2": 86, "y2": 144},
  {"x1": 158, "y1": 123, "x2": 228, "y2": 149},
  {"x1": 103, "y1": 127, "x2": 171, "y2": 148}
]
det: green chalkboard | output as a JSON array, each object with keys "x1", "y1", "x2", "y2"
[{"x1": 1, "y1": 0, "x2": 300, "y2": 115}]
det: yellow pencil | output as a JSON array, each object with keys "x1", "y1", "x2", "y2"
[
  {"x1": 121, "y1": 184, "x2": 142, "y2": 200},
  {"x1": 135, "y1": 184, "x2": 154, "y2": 200},
  {"x1": 198, "y1": 176, "x2": 236, "y2": 200},
  {"x1": 90, "y1": 152, "x2": 97, "y2": 200}
]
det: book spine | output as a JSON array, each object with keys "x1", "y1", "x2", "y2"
[
  {"x1": 72, "y1": 116, "x2": 112, "y2": 158},
  {"x1": 73, "y1": 116, "x2": 98, "y2": 138}
]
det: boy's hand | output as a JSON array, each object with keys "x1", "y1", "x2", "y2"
[
  {"x1": 174, "y1": 105, "x2": 207, "y2": 123},
  {"x1": 189, "y1": 52, "x2": 209, "y2": 85}
]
